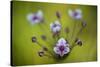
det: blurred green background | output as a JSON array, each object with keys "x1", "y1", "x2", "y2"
[{"x1": 11, "y1": 1, "x2": 97, "y2": 66}]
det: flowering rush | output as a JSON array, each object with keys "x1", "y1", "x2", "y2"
[
  {"x1": 68, "y1": 9, "x2": 82, "y2": 20},
  {"x1": 29, "y1": 8, "x2": 86, "y2": 59},
  {"x1": 50, "y1": 20, "x2": 61, "y2": 33},
  {"x1": 27, "y1": 10, "x2": 44, "y2": 24}
]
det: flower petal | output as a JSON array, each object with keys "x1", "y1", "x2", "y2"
[
  {"x1": 75, "y1": 9, "x2": 82, "y2": 14},
  {"x1": 27, "y1": 13, "x2": 34, "y2": 23},
  {"x1": 50, "y1": 20, "x2": 61, "y2": 33},
  {"x1": 59, "y1": 52, "x2": 65, "y2": 57},
  {"x1": 68, "y1": 9, "x2": 73, "y2": 18},
  {"x1": 75, "y1": 13, "x2": 82, "y2": 19},
  {"x1": 57, "y1": 38, "x2": 67, "y2": 46},
  {"x1": 54, "y1": 46, "x2": 65, "y2": 57},
  {"x1": 54, "y1": 20, "x2": 61, "y2": 26},
  {"x1": 52, "y1": 26, "x2": 61, "y2": 33},
  {"x1": 54, "y1": 47, "x2": 60, "y2": 54},
  {"x1": 63, "y1": 47, "x2": 70, "y2": 54},
  {"x1": 36, "y1": 10, "x2": 43, "y2": 19},
  {"x1": 50, "y1": 23, "x2": 54, "y2": 30}
]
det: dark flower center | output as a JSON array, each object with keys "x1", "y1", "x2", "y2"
[
  {"x1": 53, "y1": 24, "x2": 57, "y2": 27},
  {"x1": 59, "y1": 46, "x2": 65, "y2": 51},
  {"x1": 73, "y1": 12, "x2": 78, "y2": 17},
  {"x1": 33, "y1": 16, "x2": 38, "y2": 20}
]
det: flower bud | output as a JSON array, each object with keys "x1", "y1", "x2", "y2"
[
  {"x1": 56, "y1": 11, "x2": 61, "y2": 19},
  {"x1": 38, "y1": 50, "x2": 44, "y2": 57},
  {"x1": 32, "y1": 36, "x2": 37, "y2": 43},
  {"x1": 41, "y1": 35, "x2": 47, "y2": 40},
  {"x1": 75, "y1": 38, "x2": 82, "y2": 46},
  {"x1": 43, "y1": 46, "x2": 48, "y2": 51},
  {"x1": 82, "y1": 21, "x2": 87, "y2": 27}
]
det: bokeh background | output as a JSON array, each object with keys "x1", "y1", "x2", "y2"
[{"x1": 11, "y1": 1, "x2": 97, "y2": 66}]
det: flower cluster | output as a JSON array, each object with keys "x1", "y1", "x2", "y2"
[{"x1": 27, "y1": 9, "x2": 86, "y2": 59}]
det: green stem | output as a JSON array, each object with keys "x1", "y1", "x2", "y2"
[
  {"x1": 70, "y1": 24, "x2": 85, "y2": 49},
  {"x1": 36, "y1": 41, "x2": 55, "y2": 58},
  {"x1": 66, "y1": 33, "x2": 70, "y2": 43},
  {"x1": 71, "y1": 20, "x2": 77, "y2": 44},
  {"x1": 70, "y1": 43, "x2": 76, "y2": 50},
  {"x1": 44, "y1": 54, "x2": 53, "y2": 58},
  {"x1": 36, "y1": 42, "x2": 42, "y2": 47},
  {"x1": 76, "y1": 27, "x2": 84, "y2": 36}
]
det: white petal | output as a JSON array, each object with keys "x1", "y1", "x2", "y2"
[
  {"x1": 27, "y1": 13, "x2": 34, "y2": 22},
  {"x1": 52, "y1": 28, "x2": 58, "y2": 33},
  {"x1": 74, "y1": 9, "x2": 82, "y2": 19},
  {"x1": 50, "y1": 21, "x2": 61, "y2": 33},
  {"x1": 75, "y1": 13, "x2": 82, "y2": 19},
  {"x1": 36, "y1": 10, "x2": 43, "y2": 19},
  {"x1": 66, "y1": 43, "x2": 70, "y2": 47},
  {"x1": 50, "y1": 23, "x2": 54, "y2": 30},
  {"x1": 56, "y1": 26, "x2": 61, "y2": 31},
  {"x1": 63, "y1": 47, "x2": 70, "y2": 54},
  {"x1": 57, "y1": 38, "x2": 67, "y2": 46},
  {"x1": 75, "y1": 9, "x2": 82, "y2": 14},
  {"x1": 54, "y1": 47, "x2": 60, "y2": 54},
  {"x1": 58, "y1": 38, "x2": 66, "y2": 43},
  {"x1": 52, "y1": 26, "x2": 61, "y2": 33},
  {"x1": 59, "y1": 52, "x2": 64, "y2": 57},
  {"x1": 68, "y1": 9, "x2": 73, "y2": 18},
  {"x1": 27, "y1": 13, "x2": 38, "y2": 24},
  {"x1": 32, "y1": 19, "x2": 40, "y2": 23},
  {"x1": 54, "y1": 20, "x2": 61, "y2": 26}
]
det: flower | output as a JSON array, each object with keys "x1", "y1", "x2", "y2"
[
  {"x1": 54, "y1": 38, "x2": 70, "y2": 57},
  {"x1": 68, "y1": 9, "x2": 82, "y2": 20},
  {"x1": 27, "y1": 10, "x2": 44, "y2": 24},
  {"x1": 50, "y1": 20, "x2": 61, "y2": 33}
]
